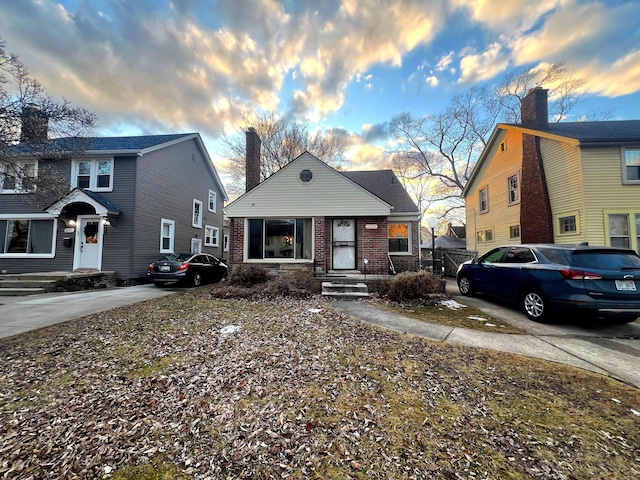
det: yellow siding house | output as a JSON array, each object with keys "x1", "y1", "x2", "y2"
[{"x1": 463, "y1": 88, "x2": 640, "y2": 255}]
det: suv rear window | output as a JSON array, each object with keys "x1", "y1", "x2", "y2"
[{"x1": 570, "y1": 250, "x2": 640, "y2": 270}]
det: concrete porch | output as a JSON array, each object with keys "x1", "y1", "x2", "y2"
[{"x1": 0, "y1": 271, "x2": 116, "y2": 296}]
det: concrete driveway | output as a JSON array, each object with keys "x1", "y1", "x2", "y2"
[{"x1": 0, "y1": 285, "x2": 179, "y2": 339}]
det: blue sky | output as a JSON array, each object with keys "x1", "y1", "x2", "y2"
[{"x1": 1, "y1": 0, "x2": 639, "y2": 183}]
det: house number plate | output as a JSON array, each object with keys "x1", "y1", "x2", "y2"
[{"x1": 615, "y1": 280, "x2": 636, "y2": 291}]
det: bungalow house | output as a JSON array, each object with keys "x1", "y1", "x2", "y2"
[
  {"x1": 463, "y1": 87, "x2": 640, "y2": 255},
  {"x1": 0, "y1": 119, "x2": 228, "y2": 283},
  {"x1": 225, "y1": 129, "x2": 420, "y2": 275}
]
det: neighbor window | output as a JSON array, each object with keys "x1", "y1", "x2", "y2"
[
  {"x1": 479, "y1": 187, "x2": 489, "y2": 213},
  {"x1": 192, "y1": 199, "x2": 203, "y2": 228},
  {"x1": 623, "y1": 148, "x2": 640, "y2": 183},
  {"x1": 204, "y1": 225, "x2": 219, "y2": 247},
  {"x1": 72, "y1": 159, "x2": 113, "y2": 191},
  {"x1": 0, "y1": 218, "x2": 55, "y2": 256},
  {"x1": 388, "y1": 223, "x2": 410, "y2": 254},
  {"x1": 500, "y1": 139, "x2": 507, "y2": 152},
  {"x1": 223, "y1": 233, "x2": 229, "y2": 252},
  {"x1": 247, "y1": 218, "x2": 313, "y2": 260},
  {"x1": 0, "y1": 161, "x2": 37, "y2": 193},
  {"x1": 476, "y1": 229, "x2": 494, "y2": 243},
  {"x1": 636, "y1": 214, "x2": 640, "y2": 254},
  {"x1": 208, "y1": 189, "x2": 217, "y2": 213},
  {"x1": 508, "y1": 174, "x2": 519, "y2": 205},
  {"x1": 509, "y1": 225, "x2": 521, "y2": 239},
  {"x1": 559, "y1": 215, "x2": 577, "y2": 234},
  {"x1": 160, "y1": 219, "x2": 175, "y2": 253},
  {"x1": 608, "y1": 214, "x2": 630, "y2": 249}
]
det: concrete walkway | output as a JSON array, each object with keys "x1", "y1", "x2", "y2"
[{"x1": 330, "y1": 284, "x2": 640, "y2": 389}]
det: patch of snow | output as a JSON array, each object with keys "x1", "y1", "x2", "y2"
[
  {"x1": 220, "y1": 325, "x2": 241, "y2": 336},
  {"x1": 484, "y1": 323, "x2": 496, "y2": 327},
  {"x1": 467, "y1": 316, "x2": 487, "y2": 321},
  {"x1": 440, "y1": 299, "x2": 466, "y2": 310},
  {"x1": 611, "y1": 398, "x2": 621, "y2": 404},
  {"x1": 631, "y1": 409, "x2": 639, "y2": 416},
  {"x1": 308, "y1": 308, "x2": 322, "y2": 313}
]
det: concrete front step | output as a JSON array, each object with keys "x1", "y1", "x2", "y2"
[
  {"x1": 0, "y1": 287, "x2": 47, "y2": 296},
  {"x1": 321, "y1": 281, "x2": 369, "y2": 299},
  {"x1": 0, "y1": 271, "x2": 116, "y2": 295}
]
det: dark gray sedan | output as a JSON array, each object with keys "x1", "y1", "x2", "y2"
[{"x1": 147, "y1": 253, "x2": 228, "y2": 287}]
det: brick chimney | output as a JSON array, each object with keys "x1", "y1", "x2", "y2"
[
  {"x1": 20, "y1": 105, "x2": 49, "y2": 144},
  {"x1": 519, "y1": 87, "x2": 554, "y2": 244},
  {"x1": 520, "y1": 87, "x2": 549, "y2": 130},
  {"x1": 245, "y1": 127, "x2": 261, "y2": 192}
]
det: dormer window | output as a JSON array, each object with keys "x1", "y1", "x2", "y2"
[{"x1": 72, "y1": 159, "x2": 113, "y2": 191}]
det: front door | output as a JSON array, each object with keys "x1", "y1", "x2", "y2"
[
  {"x1": 332, "y1": 219, "x2": 356, "y2": 270},
  {"x1": 74, "y1": 215, "x2": 103, "y2": 270}
]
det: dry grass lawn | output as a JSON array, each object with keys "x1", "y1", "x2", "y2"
[{"x1": 1, "y1": 288, "x2": 639, "y2": 479}]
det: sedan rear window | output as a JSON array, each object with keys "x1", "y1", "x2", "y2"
[
  {"x1": 570, "y1": 251, "x2": 640, "y2": 270},
  {"x1": 159, "y1": 253, "x2": 191, "y2": 262}
]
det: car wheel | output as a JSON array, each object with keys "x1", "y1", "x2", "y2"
[
  {"x1": 521, "y1": 289, "x2": 550, "y2": 322},
  {"x1": 191, "y1": 273, "x2": 203, "y2": 287},
  {"x1": 457, "y1": 275, "x2": 475, "y2": 296}
]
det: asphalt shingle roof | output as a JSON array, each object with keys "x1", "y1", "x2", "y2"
[
  {"x1": 342, "y1": 170, "x2": 419, "y2": 213},
  {"x1": 542, "y1": 120, "x2": 640, "y2": 143}
]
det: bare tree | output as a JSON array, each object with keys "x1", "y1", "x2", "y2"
[
  {"x1": 0, "y1": 36, "x2": 97, "y2": 206},
  {"x1": 220, "y1": 111, "x2": 347, "y2": 196},
  {"x1": 390, "y1": 62, "x2": 605, "y2": 222}
]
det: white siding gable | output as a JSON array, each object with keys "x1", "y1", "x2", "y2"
[{"x1": 226, "y1": 153, "x2": 391, "y2": 217}]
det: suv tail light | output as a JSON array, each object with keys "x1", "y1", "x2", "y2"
[
  {"x1": 560, "y1": 269, "x2": 602, "y2": 280},
  {"x1": 177, "y1": 262, "x2": 189, "y2": 272}
]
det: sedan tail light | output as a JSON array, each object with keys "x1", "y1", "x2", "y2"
[
  {"x1": 148, "y1": 263, "x2": 155, "y2": 271},
  {"x1": 177, "y1": 262, "x2": 189, "y2": 272},
  {"x1": 560, "y1": 269, "x2": 603, "y2": 280}
]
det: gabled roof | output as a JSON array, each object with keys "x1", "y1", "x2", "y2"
[
  {"x1": 342, "y1": 170, "x2": 419, "y2": 213},
  {"x1": 75, "y1": 133, "x2": 195, "y2": 153},
  {"x1": 46, "y1": 187, "x2": 122, "y2": 216}
]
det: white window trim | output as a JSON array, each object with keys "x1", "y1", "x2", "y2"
[
  {"x1": 0, "y1": 214, "x2": 57, "y2": 258},
  {"x1": 208, "y1": 189, "x2": 217, "y2": 213},
  {"x1": 622, "y1": 147, "x2": 640, "y2": 184},
  {"x1": 204, "y1": 225, "x2": 219, "y2": 247},
  {"x1": 507, "y1": 173, "x2": 520, "y2": 205},
  {"x1": 0, "y1": 160, "x2": 38, "y2": 194},
  {"x1": 192, "y1": 199, "x2": 203, "y2": 228},
  {"x1": 479, "y1": 186, "x2": 489, "y2": 214},
  {"x1": 388, "y1": 222, "x2": 412, "y2": 256},
  {"x1": 160, "y1": 218, "x2": 175, "y2": 253},
  {"x1": 71, "y1": 158, "x2": 114, "y2": 192}
]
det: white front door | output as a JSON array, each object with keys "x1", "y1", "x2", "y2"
[
  {"x1": 74, "y1": 215, "x2": 103, "y2": 270},
  {"x1": 191, "y1": 238, "x2": 202, "y2": 254},
  {"x1": 332, "y1": 219, "x2": 356, "y2": 270}
]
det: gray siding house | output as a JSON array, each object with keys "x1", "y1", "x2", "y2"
[{"x1": 1, "y1": 133, "x2": 228, "y2": 282}]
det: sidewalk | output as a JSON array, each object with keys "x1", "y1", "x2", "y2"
[{"x1": 329, "y1": 291, "x2": 640, "y2": 389}]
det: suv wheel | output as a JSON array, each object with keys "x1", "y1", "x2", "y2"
[
  {"x1": 522, "y1": 289, "x2": 550, "y2": 322},
  {"x1": 457, "y1": 275, "x2": 475, "y2": 296}
]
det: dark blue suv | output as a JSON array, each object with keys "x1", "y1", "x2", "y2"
[{"x1": 456, "y1": 244, "x2": 640, "y2": 323}]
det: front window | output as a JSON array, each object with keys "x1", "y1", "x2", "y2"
[
  {"x1": 388, "y1": 223, "x2": 410, "y2": 254},
  {"x1": 208, "y1": 190, "x2": 217, "y2": 213},
  {"x1": 160, "y1": 219, "x2": 175, "y2": 253},
  {"x1": 192, "y1": 199, "x2": 203, "y2": 228},
  {"x1": 247, "y1": 218, "x2": 313, "y2": 260},
  {"x1": 509, "y1": 225, "x2": 521, "y2": 239},
  {"x1": 0, "y1": 161, "x2": 37, "y2": 193},
  {"x1": 72, "y1": 159, "x2": 113, "y2": 191},
  {"x1": 508, "y1": 174, "x2": 519, "y2": 205},
  {"x1": 623, "y1": 148, "x2": 640, "y2": 183},
  {"x1": 205, "y1": 225, "x2": 219, "y2": 247},
  {"x1": 0, "y1": 218, "x2": 54, "y2": 255},
  {"x1": 479, "y1": 187, "x2": 488, "y2": 213}
]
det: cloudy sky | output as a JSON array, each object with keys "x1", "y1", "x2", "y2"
[{"x1": 2, "y1": 0, "x2": 639, "y2": 182}]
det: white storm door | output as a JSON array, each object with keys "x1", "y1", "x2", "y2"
[
  {"x1": 74, "y1": 215, "x2": 103, "y2": 270},
  {"x1": 191, "y1": 238, "x2": 202, "y2": 254},
  {"x1": 332, "y1": 219, "x2": 356, "y2": 270}
]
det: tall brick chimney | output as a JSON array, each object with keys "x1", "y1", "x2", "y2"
[
  {"x1": 520, "y1": 87, "x2": 549, "y2": 130},
  {"x1": 245, "y1": 127, "x2": 261, "y2": 192},
  {"x1": 519, "y1": 87, "x2": 554, "y2": 244},
  {"x1": 20, "y1": 105, "x2": 49, "y2": 144}
]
